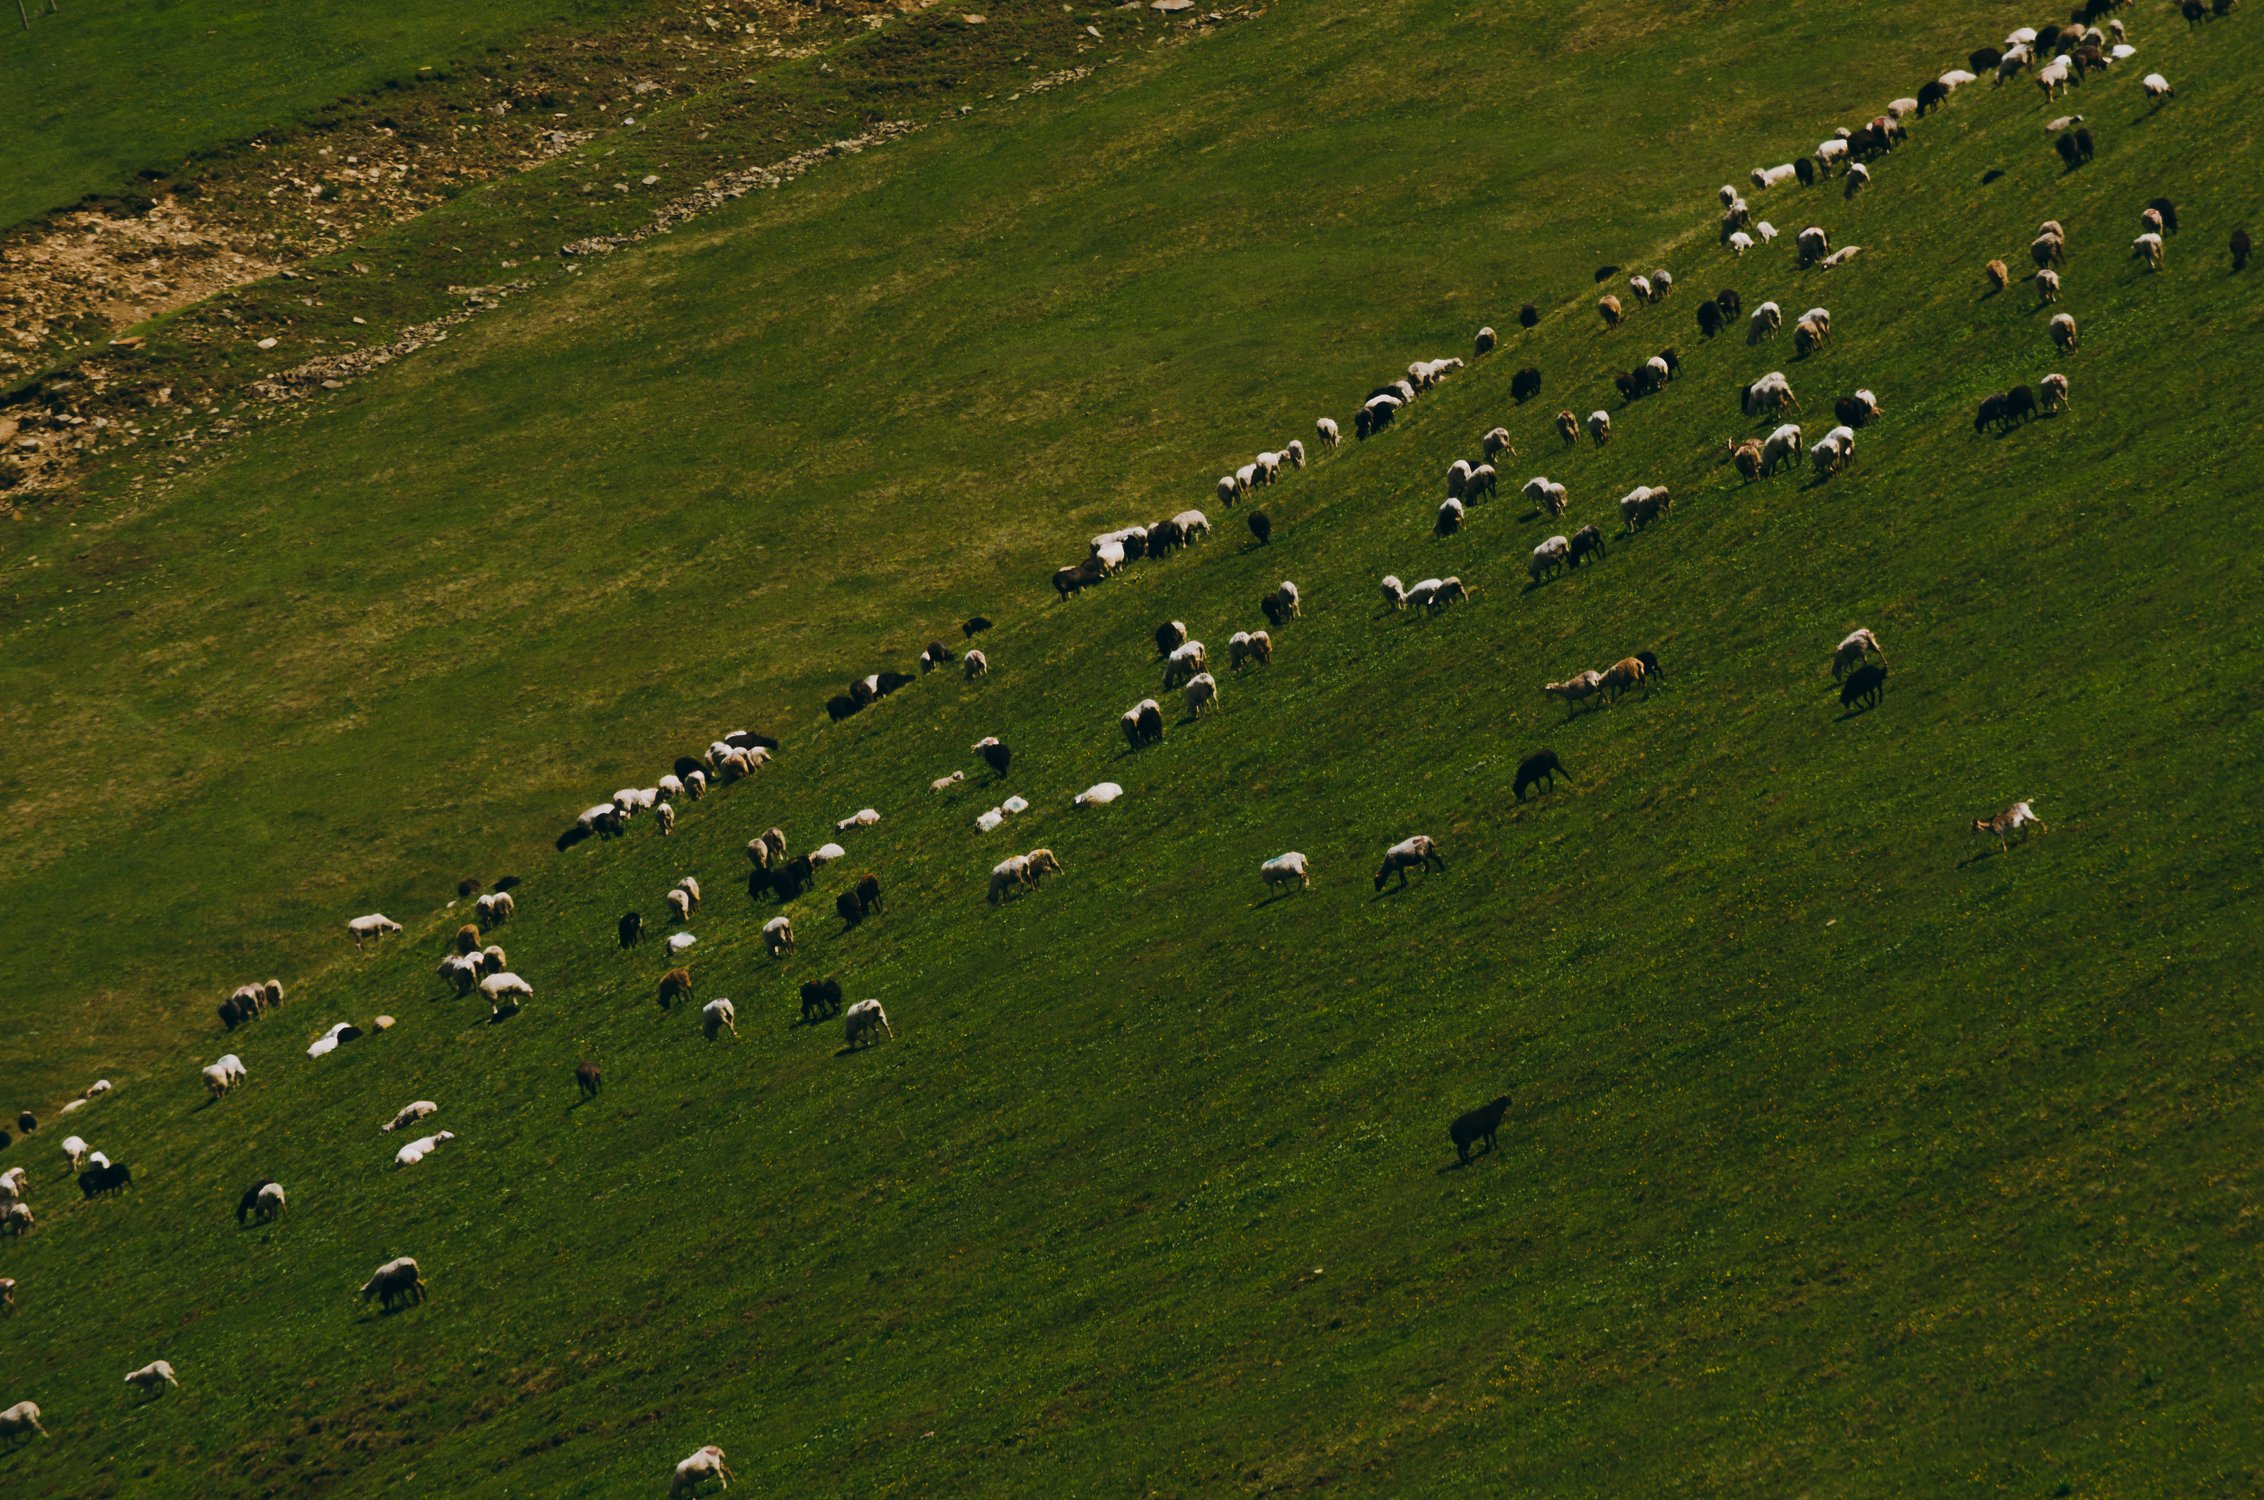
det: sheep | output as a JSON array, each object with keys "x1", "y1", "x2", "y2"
[
  {"x1": 1728, "y1": 437, "x2": 1764, "y2": 479},
  {"x1": 672, "y1": 1445, "x2": 738, "y2": 1497},
  {"x1": 1618, "y1": 485, "x2": 1672, "y2": 532},
  {"x1": 1074, "y1": 782, "x2": 1124, "y2": 808},
  {"x1": 62, "y1": 1133, "x2": 91, "y2": 1171},
  {"x1": 1122, "y1": 698, "x2": 1165, "y2": 748},
  {"x1": 1163, "y1": 640, "x2": 1208, "y2": 689},
  {"x1": 654, "y1": 802, "x2": 677, "y2": 836},
  {"x1": 1451, "y1": 1095, "x2": 1512, "y2": 1165},
  {"x1": 1793, "y1": 316, "x2": 1830, "y2": 356},
  {"x1": 1477, "y1": 426, "x2": 1515, "y2": 464},
  {"x1": 1727, "y1": 230, "x2": 1755, "y2": 257},
  {"x1": 359, "y1": 1256, "x2": 427, "y2": 1310},
  {"x1": 235, "y1": 1178, "x2": 277, "y2": 1225},
  {"x1": 1887, "y1": 96, "x2": 1919, "y2": 119},
  {"x1": 1839, "y1": 662, "x2": 1887, "y2": 711},
  {"x1": 1628, "y1": 273, "x2": 1655, "y2": 304},
  {"x1": 1597, "y1": 293, "x2": 1623, "y2": 327},
  {"x1": 1216, "y1": 475, "x2": 1241, "y2": 508},
  {"x1": 1558, "y1": 524, "x2": 1606, "y2": 572},
  {"x1": 1796, "y1": 225, "x2": 1830, "y2": 267},
  {"x1": 1718, "y1": 183, "x2": 1740, "y2": 207},
  {"x1": 1229, "y1": 631, "x2": 1273, "y2": 670},
  {"x1": 1810, "y1": 428, "x2": 1854, "y2": 479},
  {"x1": 250, "y1": 1182, "x2": 286, "y2": 1223},
  {"x1": 1697, "y1": 300, "x2": 1725, "y2": 338},
  {"x1": 394, "y1": 1132, "x2": 455, "y2": 1168},
  {"x1": 1752, "y1": 163, "x2": 1798, "y2": 190},
  {"x1": 1940, "y1": 68, "x2": 1977, "y2": 89},
  {"x1": 1264, "y1": 580, "x2": 1302, "y2": 624},
  {"x1": 2040, "y1": 372, "x2": 2071, "y2": 412},
  {"x1": 1973, "y1": 800, "x2": 2046, "y2": 851},
  {"x1": 1747, "y1": 301, "x2": 1782, "y2": 344},
  {"x1": 1842, "y1": 161, "x2": 1871, "y2": 199},
  {"x1": 2234, "y1": 229, "x2": 2252, "y2": 271},
  {"x1": 480, "y1": 972, "x2": 531, "y2": 1020},
  {"x1": 348, "y1": 914, "x2": 402, "y2": 946},
  {"x1": 2035, "y1": 267, "x2": 2061, "y2": 303},
  {"x1": 2032, "y1": 231, "x2": 2065, "y2": 269},
  {"x1": 1184, "y1": 672, "x2": 1221, "y2": 717},
  {"x1": 1835, "y1": 389, "x2": 1881, "y2": 428},
  {"x1": 1832, "y1": 629, "x2": 1885, "y2": 680},
  {"x1": 0, "y1": 1168, "x2": 23, "y2": 1204},
  {"x1": 844, "y1": 999, "x2": 894, "y2": 1049},
  {"x1": 1434, "y1": 497, "x2": 1465, "y2": 537},
  {"x1": 1761, "y1": 423, "x2": 1804, "y2": 476},
  {"x1": 1515, "y1": 749, "x2": 1570, "y2": 803},
  {"x1": 1408, "y1": 576, "x2": 1468, "y2": 612},
  {"x1": 1586, "y1": 410, "x2": 1611, "y2": 446},
  {"x1": 1174, "y1": 509, "x2": 1211, "y2": 541},
  {"x1": 1523, "y1": 475, "x2": 1568, "y2": 518},
  {"x1": 2051, "y1": 313, "x2": 2078, "y2": 354},
  {"x1": 657, "y1": 968, "x2": 693, "y2": 1010},
  {"x1": 1544, "y1": 670, "x2": 1604, "y2": 711},
  {"x1": 1464, "y1": 464, "x2": 1498, "y2": 504},
  {"x1": 1373, "y1": 835, "x2": 1445, "y2": 891},
  {"x1": 2141, "y1": 73, "x2": 2173, "y2": 104},
  {"x1": 1260, "y1": 852, "x2": 1310, "y2": 893},
  {"x1": 1, "y1": 1204, "x2": 31, "y2": 1237},
  {"x1": 1519, "y1": 303, "x2": 1541, "y2": 328},
  {"x1": 1995, "y1": 45, "x2": 2032, "y2": 84},
  {"x1": 685, "y1": 769, "x2": 707, "y2": 800},
  {"x1": 1355, "y1": 395, "x2": 1400, "y2": 439},
  {"x1": 762, "y1": 915, "x2": 795, "y2": 958},
  {"x1": 1600, "y1": 656, "x2": 1649, "y2": 701},
  {"x1": 1316, "y1": 416, "x2": 1340, "y2": 449},
  {"x1": 666, "y1": 888, "x2": 693, "y2": 925},
  {"x1": 2133, "y1": 231, "x2": 2164, "y2": 269},
  {"x1": 1917, "y1": 78, "x2": 1950, "y2": 113},
  {"x1": 702, "y1": 998, "x2": 738, "y2": 1041},
  {"x1": 1247, "y1": 511, "x2": 1272, "y2": 546},
  {"x1": 0, "y1": 1400, "x2": 47, "y2": 1442},
  {"x1": 437, "y1": 953, "x2": 482, "y2": 996},
  {"x1": 1529, "y1": 535, "x2": 1572, "y2": 583},
  {"x1": 2036, "y1": 56, "x2": 2073, "y2": 98}
]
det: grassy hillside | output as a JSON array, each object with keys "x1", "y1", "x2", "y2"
[
  {"x1": 0, "y1": 0, "x2": 649, "y2": 229},
  {"x1": 3, "y1": 0, "x2": 2262, "y2": 1493}
]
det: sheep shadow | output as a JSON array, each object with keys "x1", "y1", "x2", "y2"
[
  {"x1": 1253, "y1": 887, "x2": 1308, "y2": 909},
  {"x1": 1834, "y1": 699, "x2": 1883, "y2": 722}
]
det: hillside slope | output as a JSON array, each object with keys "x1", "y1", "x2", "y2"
[{"x1": 3, "y1": 0, "x2": 2262, "y2": 1494}]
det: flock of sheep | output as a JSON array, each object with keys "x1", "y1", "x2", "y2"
[{"x1": 1, "y1": 0, "x2": 2235, "y2": 1482}]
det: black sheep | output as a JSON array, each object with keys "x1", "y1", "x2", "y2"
[
  {"x1": 1794, "y1": 155, "x2": 1817, "y2": 186},
  {"x1": 1567, "y1": 524, "x2": 1607, "y2": 568},
  {"x1": 771, "y1": 856, "x2": 814, "y2": 901},
  {"x1": 1260, "y1": 593, "x2": 1289, "y2": 628},
  {"x1": 0, "y1": 1128, "x2": 10, "y2": 1152},
  {"x1": 920, "y1": 640, "x2": 954, "y2": 673},
  {"x1": 1839, "y1": 663, "x2": 1886, "y2": 711},
  {"x1": 2003, "y1": 384, "x2": 2039, "y2": 428},
  {"x1": 1451, "y1": 1096, "x2": 1512, "y2": 1165},
  {"x1": 2073, "y1": 127, "x2": 2093, "y2": 163},
  {"x1": 457, "y1": 878, "x2": 481, "y2": 898},
  {"x1": 1247, "y1": 510, "x2": 1271, "y2": 546},
  {"x1": 236, "y1": 1179, "x2": 277, "y2": 1226},
  {"x1": 2055, "y1": 134, "x2": 2082, "y2": 170},
  {"x1": 1917, "y1": 79, "x2": 1948, "y2": 115},
  {"x1": 618, "y1": 911, "x2": 643, "y2": 949},
  {"x1": 1696, "y1": 301, "x2": 1724, "y2": 338},
  {"x1": 874, "y1": 671, "x2": 914, "y2": 697},
  {"x1": 2234, "y1": 228, "x2": 2253, "y2": 272},
  {"x1": 1970, "y1": 45, "x2": 2003, "y2": 72},
  {"x1": 723, "y1": 731, "x2": 778, "y2": 752},
  {"x1": 1510, "y1": 367, "x2": 1542, "y2": 403},
  {"x1": 576, "y1": 1062, "x2": 601, "y2": 1101},
  {"x1": 218, "y1": 996, "x2": 245, "y2": 1031},
  {"x1": 826, "y1": 694, "x2": 861, "y2": 722},
  {"x1": 1148, "y1": 519, "x2": 1185, "y2": 556},
  {"x1": 673, "y1": 755, "x2": 703, "y2": 781},
  {"x1": 801, "y1": 978, "x2": 844, "y2": 1024},
  {"x1": 855, "y1": 873, "x2": 881, "y2": 912},
  {"x1": 2184, "y1": 0, "x2": 2207, "y2": 23},
  {"x1": 1518, "y1": 303, "x2": 1539, "y2": 328},
  {"x1": 1513, "y1": 749, "x2": 1568, "y2": 803},
  {"x1": 1974, "y1": 393, "x2": 2008, "y2": 434},
  {"x1": 1473, "y1": 327, "x2": 1495, "y2": 357},
  {"x1": 980, "y1": 741, "x2": 1011, "y2": 779},
  {"x1": 15, "y1": 1112, "x2": 34, "y2": 1135},
  {"x1": 836, "y1": 889, "x2": 867, "y2": 929},
  {"x1": 961, "y1": 615, "x2": 993, "y2": 638},
  {"x1": 1154, "y1": 620, "x2": 1187, "y2": 657},
  {"x1": 1715, "y1": 287, "x2": 1742, "y2": 317},
  {"x1": 80, "y1": 1163, "x2": 131, "y2": 1199},
  {"x1": 849, "y1": 679, "x2": 877, "y2": 707},
  {"x1": 1635, "y1": 649, "x2": 1663, "y2": 684}
]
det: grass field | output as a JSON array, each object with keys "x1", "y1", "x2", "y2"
[
  {"x1": 2, "y1": 0, "x2": 2262, "y2": 1492},
  {"x1": 0, "y1": 0, "x2": 650, "y2": 228}
]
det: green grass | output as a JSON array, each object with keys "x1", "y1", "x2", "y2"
[
  {"x1": 3, "y1": 0, "x2": 2263, "y2": 1493},
  {"x1": 0, "y1": 0, "x2": 650, "y2": 228}
]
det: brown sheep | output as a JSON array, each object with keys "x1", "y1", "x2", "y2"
[
  {"x1": 1728, "y1": 438, "x2": 1764, "y2": 480},
  {"x1": 657, "y1": 968, "x2": 693, "y2": 1010},
  {"x1": 1597, "y1": 294, "x2": 1623, "y2": 328},
  {"x1": 1555, "y1": 409, "x2": 1579, "y2": 446},
  {"x1": 575, "y1": 1062, "x2": 601, "y2": 1101},
  {"x1": 1600, "y1": 656, "x2": 1649, "y2": 701},
  {"x1": 455, "y1": 924, "x2": 480, "y2": 956}
]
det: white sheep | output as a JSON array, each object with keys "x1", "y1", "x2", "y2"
[
  {"x1": 835, "y1": 807, "x2": 881, "y2": 832},
  {"x1": 1752, "y1": 163, "x2": 1798, "y2": 189},
  {"x1": 1832, "y1": 628, "x2": 1885, "y2": 679},
  {"x1": 976, "y1": 808, "x2": 1006, "y2": 833},
  {"x1": 762, "y1": 915, "x2": 795, "y2": 957},
  {"x1": 666, "y1": 888, "x2": 693, "y2": 924},
  {"x1": 667, "y1": 931, "x2": 697, "y2": 955},
  {"x1": 1748, "y1": 301, "x2": 1782, "y2": 344},
  {"x1": 2132, "y1": 232, "x2": 2164, "y2": 269},
  {"x1": 1260, "y1": 852, "x2": 1310, "y2": 892},
  {"x1": 1523, "y1": 476, "x2": 1568, "y2": 517},
  {"x1": 1818, "y1": 246, "x2": 1862, "y2": 269},
  {"x1": 1973, "y1": 800, "x2": 2046, "y2": 850},
  {"x1": 658, "y1": 774, "x2": 685, "y2": 800},
  {"x1": 1585, "y1": 410, "x2": 1611, "y2": 446},
  {"x1": 253, "y1": 1182, "x2": 286, "y2": 1222},
  {"x1": 672, "y1": 1445, "x2": 737, "y2": 1497},
  {"x1": 480, "y1": 972, "x2": 532, "y2": 1018},
  {"x1": 2040, "y1": 372, "x2": 2070, "y2": 412},
  {"x1": 394, "y1": 1131, "x2": 455, "y2": 1168},
  {"x1": 1939, "y1": 69, "x2": 1976, "y2": 89},
  {"x1": 1, "y1": 1204, "x2": 31, "y2": 1237},
  {"x1": 963, "y1": 650, "x2": 989, "y2": 681},
  {"x1": 1728, "y1": 230, "x2": 1755, "y2": 257},
  {"x1": 383, "y1": 1100, "x2": 439, "y2": 1134},
  {"x1": 61, "y1": 1134, "x2": 91, "y2": 1171},
  {"x1": 931, "y1": 770, "x2": 966, "y2": 792},
  {"x1": 1809, "y1": 428, "x2": 1853, "y2": 479},
  {"x1": 1435, "y1": 497, "x2": 1465, "y2": 536},
  {"x1": 1544, "y1": 670, "x2": 1604, "y2": 710},
  {"x1": 0, "y1": 1400, "x2": 47, "y2": 1440},
  {"x1": 2141, "y1": 73, "x2": 2173, "y2": 104},
  {"x1": 2035, "y1": 267, "x2": 2061, "y2": 303},
  {"x1": 2051, "y1": 312, "x2": 2078, "y2": 353},
  {"x1": 1887, "y1": 97, "x2": 1919, "y2": 118},
  {"x1": 1380, "y1": 574, "x2": 1407, "y2": 610},
  {"x1": 1184, "y1": 672, "x2": 1220, "y2": 716},
  {"x1": 348, "y1": 914, "x2": 401, "y2": 946},
  {"x1": 1074, "y1": 782, "x2": 1123, "y2": 808},
  {"x1": 1814, "y1": 137, "x2": 1848, "y2": 171},
  {"x1": 1756, "y1": 220, "x2": 1778, "y2": 243},
  {"x1": 1842, "y1": 161, "x2": 1870, "y2": 198},
  {"x1": 1216, "y1": 474, "x2": 1240, "y2": 506},
  {"x1": 809, "y1": 841, "x2": 847, "y2": 868},
  {"x1": 1445, "y1": 458, "x2": 1473, "y2": 497},
  {"x1": 844, "y1": 999, "x2": 893, "y2": 1048},
  {"x1": 1172, "y1": 509, "x2": 1210, "y2": 540},
  {"x1": 1286, "y1": 438, "x2": 1307, "y2": 469},
  {"x1": 1315, "y1": 416, "x2": 1340, "y2": 449},
  {"x1": 1761, "y1": 423, "x2": 1804, "y2": 476},
  {"x1": 702, "y1": 998, "x2": 738, "y2": 1041},
  {"x1": 654, "y1": 802, "x2": 677, "y2": 835},
  {"x1": 1529, "y1": 536, "x2": 1571, "y2": 583},
  {"x1": 2035, "y1": 56, "x2": 2072, "y2": 98}
]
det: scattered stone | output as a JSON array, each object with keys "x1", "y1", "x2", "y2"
[{"x1": 255, "y1": 337, "x2": 278, "y2": 349}]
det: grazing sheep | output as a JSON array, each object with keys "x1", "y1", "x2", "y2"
[
  {"x1": 2032, "y1": 232, "x2": 2065, "y2": 270},
  {"x1": 1986, "y1": 258, "x2": 2011, "y2": 293},
  {"x1": 654, "y1": 802, "x2": 677, "y2": 836},
  {"x1": 1482, "y1": 426, "x2": 1513, "y2": 460},
  {"x1": 1316, "y1": 417, "x2": 1340, "y2": 449},
  {"x1": 1834, "y1": 389, "x2": 1881, "y2": 429},
  {"x1": 844, "y1": 999, "x2": 893, "y2": 1049},
  {"x1": 701, "y1": 999, "x2": 738, "y2": 1041},
  {"x1": 1, "y1": 1204, "x2": 31, "y2": 1237},
  {"x1": 1379, "y1": 575, "x2": 1408, "y2": 610},
  {"x1": 475, "y1": 891, "x2": 516, "y2": 928},
  {"x1": 1586, "y1": 410, "x2": 1611, "y2": 446},
  {"x1": 250, "y1": 1183, "x2": 286, "y2": 1224},
  {"x1": 1600, "y1": 656, "x2": 1650, "y2": 702},
  {"x1": 1514, "y1": 749, "x2": 1569, "y2": 802},
  {"x1": 1229, "y1": 630, "x2": 1274, "y2": 670},
  {"x1": 1474, "y1": 326, "x2": 1496, "y2": 358},
  {"x1": 1832, "y1": 629, "x2": 1886, "y2": 679},
  {"x1": 1260, "y1": 852, "x2": 1310, "y2": 893},
  {"x1": 1520, "y1": 303, "x2": 1540, "y2": 328},
  {"x1": 1973, "y1": 800, "x2": 2045, "y2": 850},
  {"x1": 394, "y1": 1132, "x2": 455, "y2": 1169},
  {"x1": 1373, "y1": 835, "x2": 1445, "y2": 891},
  {"x1": 1026, "y1": 848, "x2": 1064, "y2": 885},
  {"x1": 1793, "y1": 316, "x2": 1830, "y2": 356},
  {"x1": 1435, "y1": 497, "x2": 1465, "y2": 537},
  {"x1": 480, "y1": 973, "x2": 531, "y2": 1020},
  {"x1": 1544, "y1": 670, "x2": 1605, "y2": 712},
  {"x1": 1174, "y1": 509, "x2": 1211, "y2": 541},
  {"x1": 1523, "y1": 476, "x2": 1569, "y2": 518},
  {"x1": 1163, "y1": 640, "x2": 1208, "y2": 690},
  {"x1": 762, "y1": 916, "x2": 795, "y2": 958},
  {"x1": 1761, "y1": 422, "x2": 1804, "y2": 476},
  {"x1": 2040, "y1": 372, "x2": 2071, "y2": 412},
  {"x1": 1727, "y1": 230, "x2": 1755, "y2": 257},
  {"x1": 1810, "y1": 428, "x2": 1854, "y2": 479},
  {"x1": 657, "y1": 968, "x2": 693, "y2": 1010},
  {"x1": 2035, "y1": 267, "x2": 2062, "y2": 303},
  {"x1": 1248, "y1": 511, "x2": 1272, "y2": 546},
  {"x1": 988, "y1": 855, "x2": 1030, "y2": 904},
  {"x1": 2142, "y1": 72, "x2": 2174, "y2": 103},
  {"x1": 1184, "y1": 672, "x2": 1221, "y2": 717},
  {"x1": 348, "y1": 914, "x2": 402, "y2": 946},
  {"x1": 359, "y1": 1256, "x2": 427, "y2": 1311},
  {"x1": 1597, "y1": 294, "x2": 1623, "y2": 327},
  {"x1": 1, "y1": 1400, "x2": 48, "y2": 1442},
  {"x1": 1728, "y1": 438, "x2": 1764, "y2": 480},
  {"x1": 2133, "y1": 231, "x2": 2164, "y2": 269},
  {"x1": 1566, "y1": 524, "x2": 1608, "y2": 569},
  {"x1": 800, "y1": 979, "x2": 845, "y2": 1024},
  {"x1": 1752, "y1": 163, "x2": 1798, "y2": 190},
  {"x1": 672, "y1": 1445, "x2": 738, "y2": 1498},
  {"x1": 1464, "y1": 463, "x2": 1498, "y2": 503},
  {"x1": 1264, "y1": 580, "x2": 1302, "y2": 623},
  {"x1": 1917, "y1": 79, "x2": 1950, "y2": 113},
  {"x1": 1797, "y1": 225, "x2": 1830, "y2": 266},
  {"x1": 666, "y1": 888, "x2": 692, "y2": 925},
  {"x1": 0, "y1": 1278, "x2": 14, "y2": 1315},
  {"x1": 1121, "y1": 698, "x2": 1165, "y2": 749},
  {"x1": 1529, "y1": 535, "x2": 1572, "y2": 583},
  {"x1": 1450, "y1": 1095, "x2": 1512, "y2": 1165},
  {"x1": 1074, "y1": 782, "x2": 1124, "y2": 808},
  {"x1": 1697, "y1": 300, "x2": 1725, "y2": 338},
  {"x1": 1555, "y1": 409, "x2": 1579, "y2": 446},
  {"x1": 1839, "y1": 662, "x2": 1887, "y2": 711},
  {"x1": 62, "y1": 1133, "x2": 92, "y2": 1171},
  {"x1": 1747, "y1": 302, "x2": 1782, "y2": 345},
  {"x1": 2051, "y1": 313, "x2": 2078, "y2": 353},
  {"x1": 1842, "y1": 161, "x2": 1871, "y2": 199},
  {"x1": 236, "y1": 1179, "x2": 277, "y2": 1225}
]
